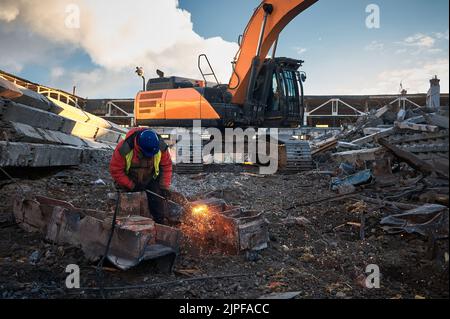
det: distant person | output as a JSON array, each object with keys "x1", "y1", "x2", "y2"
[{"x1": 109, "y1": 128, "x2": 172, "y2": 224}]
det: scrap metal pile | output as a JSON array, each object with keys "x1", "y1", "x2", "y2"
[
  {"x1": 309, "y1": 102, "x2": 449, "y2": 249},
  {"x1": 12, "y1": 190, "x2": 269, "y2": 271}
]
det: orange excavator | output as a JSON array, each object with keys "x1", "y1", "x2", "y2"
[{"x1": 134, "y1": 0, "x2": 318, "y2": 172}]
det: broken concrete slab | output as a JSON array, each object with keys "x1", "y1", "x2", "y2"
[
  {"x1": 351, "y1": 127, "x2": 395, "y2": 145},
  {"x1": 395, "y1": 121, "x2": 439, "y2": 133},
  {"x1": 68, "y1": 121, "x2": 101, "y2": 140},
  {"x1": 332, "y1": 147, "x2": 386, "y2": 164},
  {"x1": 95, "y1": 127, "x2": 122, "y2": 144},
  {"x1": 1, "y1": 91, "x2": 125, "y2": 142},
  {"x1": 336, "y1": 141, "x2": 361, "y2": 150},
  {"x1": 363, "y1": 127, "x2": 390, "y2": 135},
  {"x1": 64, "y1": 119, "x2": 123, "y2": 144},
  {"x1": 424, "y1": 113, "x2": 449, "y2": 129},
  {"x1": 12, "y1": 86, "x2": 55, "y2": 112},
  {"x1": 2, "y1": 120, "x2": 115, "y2": 151},
  {"x1": 0, "y1": 77, "x2": 22, "y2": 99},
  {"x1": 0, "y1": 141, "x2": 83, "y2": 167},
  {"x1": 2, "y1": 121, "x2": 86, "y2": 147},
  {"x1": 0, "y1": 100, "x2": 67, "y2": 132},
  {"x1": 49, "y1": 97, "x2": 127, "y2": 135},
  {"x1": 375, "y1": 105, "x2": 389, "y2": 118},
  {"x1": 311, "y1": 137, "x2": 338, "y2": 155},
  {"x1": 404, "y1": 115, "x2": 427, "y2": 124}
]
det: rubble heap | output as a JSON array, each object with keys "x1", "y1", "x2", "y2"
[
  {"x1": 309, "y1": 101, "x2": 449, "y2": 247},
  {"x1": 0, "y1": 77, "x2": 127, "y2": 168}
]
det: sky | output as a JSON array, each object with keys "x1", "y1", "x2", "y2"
[{"x1": 0, "y1": 0, "x2": 448, "y2": 98}]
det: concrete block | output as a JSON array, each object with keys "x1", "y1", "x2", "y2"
[
  {"x1": 395, "y1": 121, "x2": 439, "y2": 133},
  {"x1": 351, "y1": 127, "x2": 395, "y2": 145},
  {"x1": 332, "y1": 147, "x2": 386, "y2": 164},
  {"x1": 425, "y1": 113, "x2": 449, "y2": 129},
  {"x1": 49, "y1": 97, "x2": 113, "y2": 129},
  {"x1": 12, "y1": 87, "x2": 55, "y2": 112},
  {"x1": 0, "y1": 141, "x2": 83, "y2": 167},
  {"x1": 38, "y1": 128, "x2": 87, "y2": 147},
  {"x1": 81, "y1": 138, "x2": 114, "y2": 150},
  {"x1": 95, "y1": 127, "x2": 121, "y2": 144},
  {"x1": 4, "y1": 121, "x2": 88, "y2": 148},
  {"x1": 0, "y1": 100, "x2": 65, "y2": 131},
  {"x1": 0, "y1": 78, "x2": 22, "y2": 99},
  {"x1": 68, "y1": 121, "x2": 99, "y2": 139}
]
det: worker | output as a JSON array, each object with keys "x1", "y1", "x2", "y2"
[{"x1": 109, "y1": 128, "x2": 173, "y2": 224}]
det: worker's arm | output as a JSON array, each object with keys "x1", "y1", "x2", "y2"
[
  {"x1": 159, "y1": 150, "x2": 173, "y2": 190},
  {"x1": 109, "y1": 147, "x2": 135, "y2": 190}
]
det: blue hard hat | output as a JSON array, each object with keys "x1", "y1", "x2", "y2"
[{"x1": 137, "y1": 129, "x2": 160, "y2": 157}]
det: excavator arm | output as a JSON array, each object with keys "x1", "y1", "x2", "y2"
[{"x1": 228, "y1": 0, "x2": 318, "y2": 106}]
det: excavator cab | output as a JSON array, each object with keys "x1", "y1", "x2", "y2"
[{"x1": 249, "y1": 57, "x2": 305, "y2": 128}]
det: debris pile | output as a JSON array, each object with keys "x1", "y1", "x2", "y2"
[
  {"x1": 310, "y1": 102, "x2": 449, "y2": 249},
  {"x1": 0, "y1": 77, "x2": 127, "y2": 168}
]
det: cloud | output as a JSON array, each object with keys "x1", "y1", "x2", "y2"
[
  {"x1": 434, "y1": 30, "x2": 449, "y2": 41},
  {"x1": 0, "y1": 24, "x2": 74, "y2": 74},
  {"x1": 395, "y1": 31, "x2": 449, "y2": 56},
  {"x1": 0, "y1": 3, "x2": 19, "y2": 22},
  {"x1": 50, "y1": 67, "x2": 65, "y2": 80},
  {"x1": 402, "y1": 33, "x2": 435, "y2": 48},
  {"x1": 362, "y1": 58, "x2": 449, "y2": 94},
  {"x1": 0, "y1": 0, "x2": 239, "y2": 97},
  {"x1": 294, "y1": 47, "x2": 308, "y2": 56},
  {"x1": 365, "y1": 40, "x2": 384, "y2": 51}
]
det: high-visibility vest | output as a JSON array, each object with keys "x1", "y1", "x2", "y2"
[{"x1": 124, "y1": 150, "x2": 162, "y2": 179}]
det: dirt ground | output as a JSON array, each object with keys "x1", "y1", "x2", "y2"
[{"x1": 0, "y1": 157, "x2": 448, "y2": 299}]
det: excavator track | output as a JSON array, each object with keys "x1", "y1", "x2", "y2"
[
  {"x1": 166, "y1": 129, "x2": 314, "y2": 175},
  {"x1": 277, "y1": 136, "x2": 314, "y2": 172},
  {"x1": 174, "y1": 135, "x2": 204, "y2": 174}
]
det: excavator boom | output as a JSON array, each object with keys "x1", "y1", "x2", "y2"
[{"x1": 228, "y1": 0, "x2": 318, "y2": 105}]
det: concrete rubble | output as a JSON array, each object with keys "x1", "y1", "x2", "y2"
[
  {"x1": 309, "y1": 98, "x2": 449, "y2": 249},
  {"x1": 0, "y1": 77, "x2": 127, "y2": 168}
]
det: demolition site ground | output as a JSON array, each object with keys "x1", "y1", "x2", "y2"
[{"x1": 0, "y1": 158, "x2": 448, "y2": 299}]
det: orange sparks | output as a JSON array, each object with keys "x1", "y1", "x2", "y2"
[{"x1": 191, "y1": 204, "x2": 210, "y2": 218}]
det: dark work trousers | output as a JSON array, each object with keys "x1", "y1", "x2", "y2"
[{"x1": 144, "y1": 177, "x2": 167, "y2": 224}]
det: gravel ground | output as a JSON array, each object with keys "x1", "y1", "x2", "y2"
[{"x1": 0, "y1": 159, "x2": 448, "y2": 299}]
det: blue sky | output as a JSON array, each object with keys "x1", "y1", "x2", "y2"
[{"x1": 0, "y1": 0, "x2": 448, "y2": 97}]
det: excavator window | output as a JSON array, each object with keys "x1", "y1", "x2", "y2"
[
  {"x1": 280, "y1": 69, "x2": 300, "y2": 116},
  {"x1": 270, "y1": 72, "x2": 280, "y2": 111},
  {"x1": 283, "y1": 70, "x2": 298, "y2": 98}
]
